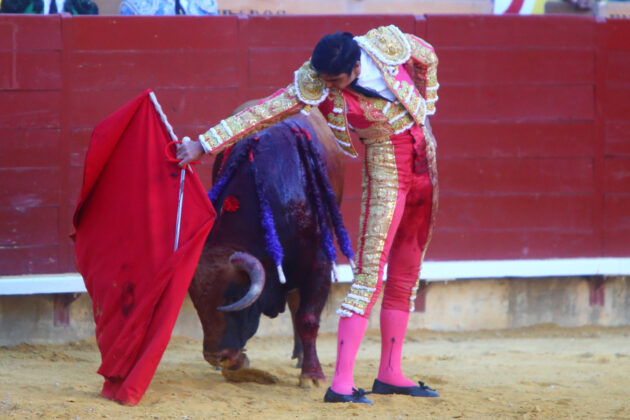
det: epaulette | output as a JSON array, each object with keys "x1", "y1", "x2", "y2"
[
  {"x1": 294, "y1": 61, "x2": 329, "y2": 106},
  {"x1": 354, "y1": 25, "x2": 411, "y2": 66}
]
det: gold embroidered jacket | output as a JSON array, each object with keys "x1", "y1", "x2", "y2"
[{"x1": 198, "y1": 25, "x2": 439, "y2": 158}]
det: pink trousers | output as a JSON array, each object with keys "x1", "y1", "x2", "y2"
[{"x1": 339, "y1": 125, "x2": 434, "y2": 318}]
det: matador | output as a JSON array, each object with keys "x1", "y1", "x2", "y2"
[{"x1": 177, "y1": 25, "x2": 440, "y2": 405}]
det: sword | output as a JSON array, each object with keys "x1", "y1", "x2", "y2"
[
  {"x1": 165, "y1": 136, "x2": 194, "y2": 252},
  {"x1": 174, "y1": 166, "x2": 186, "y2": 251},
  {"x1": 150, "y1": 92, "x2": 196, "y2": 253}
]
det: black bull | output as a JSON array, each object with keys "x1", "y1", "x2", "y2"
[{"x1": 188, "y1": 110, "x2": 348, "y2": 386}]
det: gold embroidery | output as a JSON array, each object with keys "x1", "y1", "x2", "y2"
[
  {"x1": 340, "y1": 138, "x2": 399, "y2": 315},
  {"x1": 327, "y1": 109, "x2": 346, "y2": 128},
  {"x1": 340, "y1": 101, "x2": 439, "y2": 315},
  {"x1": 358, "y1": 47, "x2": 427, "y2": 126},
  {"x1": 336, "y1": 29, "x2": 439, "y2": 315},
  {"x1": 325, "y1": 90, "x2": 357, "y2": 157},
  {"x1": 351, "y1": 96, "x2": 415, "y2": 139},
  {"x1": 294, "y1": 61, "x2": 328, "y2": 105},
  {"x1": 354, "y1": 25, "x2": 411, "y2": 65},
  {"x1": 405, "y1": 34, "x2": 439, "y2": 115},
  {"x1": 200, "y1": 86, "x2": 302, "y2": 154}
]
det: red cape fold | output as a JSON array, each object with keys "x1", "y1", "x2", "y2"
[{"x1": 72, "y1": 90, "x2": 215, "y2": 405}]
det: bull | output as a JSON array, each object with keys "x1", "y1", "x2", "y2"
[{"x1": 188, "y1": 109, "x2": 352, "y2": 387}]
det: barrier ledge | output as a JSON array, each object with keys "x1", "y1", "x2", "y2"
[{"x1": 1, "y1": 258, "x2": 628, "y2": 295}]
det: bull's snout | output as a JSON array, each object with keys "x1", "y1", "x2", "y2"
[{"x1": 204, "y1": 348, "x2": 250, "y2": 370}]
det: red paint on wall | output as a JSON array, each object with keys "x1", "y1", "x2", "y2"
[{"x1": 1, "y1": 15, "x2": 629, "y2": 276}]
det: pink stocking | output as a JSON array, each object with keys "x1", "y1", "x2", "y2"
[
  {"x1": 330, "y1": 314, "x2": 369, "y2": 395},
  {"x1": 377, "y1": 308, "x2": 415, "y2": 387}
]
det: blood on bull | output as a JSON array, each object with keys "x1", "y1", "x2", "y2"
[{"x1": 189, "y1": 109, "x2": 353, "y2": 386}]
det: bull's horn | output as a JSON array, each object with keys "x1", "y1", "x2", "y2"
[{"x1": 217, "y1": 252, "x2": 266, "y2": 312}]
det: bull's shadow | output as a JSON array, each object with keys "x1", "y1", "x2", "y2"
[{"x1": 189, "y1": 109, "x2": 351, "y2": 387}]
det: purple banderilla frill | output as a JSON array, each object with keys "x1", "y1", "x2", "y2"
[{"x1": 208, "y1": 119, "x2": 354, "y2": 284}]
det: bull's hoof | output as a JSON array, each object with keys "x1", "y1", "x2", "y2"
[
  {"x1": 221, "y1": 367, "x2": 278, "y2": 384},
  {"x1": 298, "y1": 374, "x2": 326, "y2": 388}
]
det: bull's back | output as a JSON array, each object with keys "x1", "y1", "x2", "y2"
[{"x1": 208, "y1": 113, "x2": 344, "y2": 267}]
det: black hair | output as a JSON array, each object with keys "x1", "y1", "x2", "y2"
[
  {"x1": 66, "y1": 0, "x2": 99, "y2": 14},
  {"x1": 311, "y1": 31, "x2": 360, "y2": 76},
  {"x1": 1, "y1": 0, "x2": 43, "y2": 12}
]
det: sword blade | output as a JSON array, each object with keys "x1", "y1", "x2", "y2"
[{"x1": 173, "y1": 168, "x2": 186, "y2": 251}]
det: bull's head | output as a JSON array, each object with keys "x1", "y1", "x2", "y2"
[
  {"x1": 217, "y1": 252, "x2": 265, "y2": 311},
  {"x1": 189, "y1": 248, "x2": 266, "y2": 370}
]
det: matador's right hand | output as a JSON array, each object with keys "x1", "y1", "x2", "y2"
[{"x1": 176, "y1": 137, "x2": 205, "y2": 168}]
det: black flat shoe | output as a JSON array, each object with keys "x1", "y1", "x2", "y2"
[
  {"x1": 371, "y1": 379, "x2": 440, "y2": 397},
  {"x1": 324, "y1": 387, "x2": 373, "y2": 405}
]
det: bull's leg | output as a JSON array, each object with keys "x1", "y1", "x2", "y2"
[
  {"x1": 287, "y1": 289, "x2": 304, "y2": 368},
  {"x1": 295, "y1": 262, "x2": 331, "y2": 388}
]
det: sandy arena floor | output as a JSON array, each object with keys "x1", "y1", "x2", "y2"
[{"x1": 1, "y1": 325, "x2": 629, "y2": 419}]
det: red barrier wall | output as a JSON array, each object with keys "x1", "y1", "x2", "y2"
[{"x1": 1, "y1": 14, "x2": 629, "y2": 275}]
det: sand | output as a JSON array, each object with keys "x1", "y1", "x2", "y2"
[{"x1": 1, "y1": 324, "x2": 629, "y2": 419}]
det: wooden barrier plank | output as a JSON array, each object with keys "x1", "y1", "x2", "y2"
[
  {"x1": 439, "y1": 158, "x2": 594, "y2": 194},
  {"x1": 604, "y1": 230, "x2": 630, "y2": 256},
  {"x1": 604, "y1": 158, "x2": 630, "y2": 193},
  {"x1": 437, "y1": 85, "x2": 594, "y2": 121},
  {"x1": 427, "y1": 230, "x2": 598, "y2": 260},
  {"x1": 606, "y1": 51, "x2": 630, "y2": 84},
  {"x1": 66, "y1": 166, "x2": 83, "y2": 208},
  {"x1": 438, "y1": 49, "x2": 595, "y2": 84},
  {"x1": 68, "y1": 88, "x2": 242, "y2": 128},
  {"x1": 414, "y1": 15, "x2": 427, "y2": 39},
  {"x1": 605, "y1": 122, "x2": 630, "y2": 157},
  {"x1": 58, "y1": 13, "x2": 73, "y2": 274},
  {"x1": 69, "y1": 16, "x2": 239, "y2": 51},
  {"x1": 0, "y1": 168, "x2": 60, "y2": 208},
  {"x1": 605, "y1": 20, "x2": 630, "y2": 51},
  {"x1": 0, "y1": 246, "x2": 60, "y2": 275},
  {"x1": 0, "y1": 129, "x2": 61, "y2": 168},
  {"x1": 427, "y1": 15, "x2": 596, "y2": 48},
  {"x1": 604, "y1": 194, "x2": 630, "y2": 230},
  {"x1": 69, "y1": 128, "x2": 91, "y2": 168},
  {"x1": 0, "y1": 52, "x2": 11, "y2": 89},
  {"x1": 248, "y1": 48, "x2": 310, "y2": 88},
  {"x1": 0, "y1": 207, "x2": 58, "y2": 247},
  {"x1": 0, "y1": 15, "x2": 62, "y2": 51},
  {"x1": 0, "y1": 51, "x2": 62, "y2": 90},
  {"x1": 151, "y1": 88, "x2": 245, "y2": 127},
  {"x1": 0, "y1": 92, "x2": 61, "y2": 129},
  {"x1": 246, "y1": 15, "x2": 416, "y2": 48},
  {"x1": 242, "y1": 86, "x2": 285, "y2": 107},
  {"x1": 437, "y1": 194, "x2": 593, "y2": 231},
  {"x1": 70, "y1": 51, "x2": 239, "y2": 90},
  {"x1": 2, "y1": 15, "x2": 630, "y2": 277},
  {"x1": 604, "y1": 86, "x2": 630, "y2": 120},
  {"x1": 435, "y1": 121, "x2": 594, "y2": 158}
]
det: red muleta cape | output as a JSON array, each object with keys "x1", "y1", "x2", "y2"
[{"x1": 72, "y1": 90, "x2": 215, "y2": 405}]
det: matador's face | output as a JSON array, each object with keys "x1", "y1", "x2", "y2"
[{"x1": 319, "y1": 61, "x2": 361, "y2": 91}]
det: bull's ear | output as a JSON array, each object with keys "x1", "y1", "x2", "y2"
[{"x1": 218, "y1": 252, "x2": 265, "y2": 312}]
